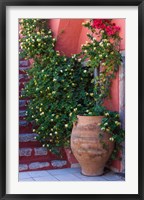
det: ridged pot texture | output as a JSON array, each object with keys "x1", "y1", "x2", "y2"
[{"x1": 71, "y1": 115, "x2": 114, "y2": 176}]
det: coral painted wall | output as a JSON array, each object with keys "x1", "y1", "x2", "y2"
[{"x1": 49, "y1": 19, "x2": 84, "y2": 56}]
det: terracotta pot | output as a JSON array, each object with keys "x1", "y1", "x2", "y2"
[{"x1": 71, "y1": 115, "x2": 114, "y2": 176}]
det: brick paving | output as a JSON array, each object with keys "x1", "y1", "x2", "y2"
[{"x1": 19, "y1": 167, "x2": 125, "y2": 182}]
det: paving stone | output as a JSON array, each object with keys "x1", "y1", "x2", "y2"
[
  {"x1": 47, "y1": 167, "x2": 81, "y2": 176},
  {"x1": 19, "y1": 164, "x2": 28, "y2": 171},
  {"x1": 28, "y1": 170, "x2": 50, "y2": 178},
  {"x1": 19, "y1": 133, "x2": 38, "y2": 142},
  {"x1": 51, "y1": 160, "x2": 67, "y2": 168},
  {"x1": 102, "y1": 172, "x2": 122, "y2": 181},
  {"x1": 67, "y1": 167, "x2": 81, "y2": 173},
  {"x1": 54, "y1": 174, "x2": 81, "y2": 181},
  {"x1": 19, "y1": 168, "x2": 125, "y2": 182},
  {"x1": 47, "y1": 168, "x2": 70, "y2": 175},
  {"x1": 29, "y1": 162, "x2": 50, "y2": 170},
  {"x1": 34, "y1": 147, "x2": 48, "y2": 156},
  {"x1": 19, "y1": 148, "x2": 32, "y2": 156},
  {"x1": 33, "y1": 175, "x2": 58, "y2": 181},
  {"x1": 104, "y1": 175, "x2": 122, "y2": 181},
  {"x1": 73, "y1": 172, "x2": 106, "y2": 181},
  {"x1": 19, "y1": 171, "x2": 31, "y2": 179}
]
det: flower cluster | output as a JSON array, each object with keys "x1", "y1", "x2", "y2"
[
  {"x1": 92, "y1": 19, "x2": 120, "y2": 36},
  {"x1": 19, "y1": 19, "x2": 94, "y2": 155},
  {"x1": 99, "y1": 111, "x2": 125, "y2": 160}
]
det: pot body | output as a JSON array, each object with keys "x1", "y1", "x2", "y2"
[{"x1": 71, "y1": 115, "x2": 114, "y2": 176}]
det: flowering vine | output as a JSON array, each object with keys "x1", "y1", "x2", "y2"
[
  {"x1": 19, "y1": 19, "x2": 94, "y2": 154},
  {"x1": 80, "y1": 19, "x2": 122, "y2": 111},
  {"x1": 19, "y1": 19, "x2": 124, "y2": 159}
]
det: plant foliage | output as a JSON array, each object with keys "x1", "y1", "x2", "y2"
[{"x1": 19, "y1": 19, "x2": 124, "y2": 159}]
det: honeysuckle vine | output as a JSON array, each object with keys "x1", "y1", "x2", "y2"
[
  {"x1": 80, "y1": 19, "x2": 122, "y2": 110},
  {"x1": 19, "y1": 19, "x2": 95, "y2": 154},
  {"x1": 19, "y1": 19, "x2": 124, "y2": 159}
]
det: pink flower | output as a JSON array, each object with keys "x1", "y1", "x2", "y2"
[{"x1": 92, "y1": 19, "x2": 120, "y2": 37}]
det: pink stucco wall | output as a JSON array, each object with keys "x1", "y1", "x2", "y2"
[
  {"x1": 48, "y1": 19, "x2": 60, "y2": 38},
  {"x1": 50, "y1": 19, "x2": 84, "y2": 56}
]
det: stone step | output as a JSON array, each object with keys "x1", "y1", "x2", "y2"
[
  {"x1": 19, "y1": 133, "x2": 41, "y2": 148},
  {"x1": 19, "y1": 82, "x2": 26, "y2": 92},
  {"x1": 19, "y1": 60, "x2": 29, "y2": 67},
  {"x1": 19, "y1": 147, "x2": 66, "y2": 159},
  {"x1": 19, "y1": 155, "x2": 54, "y2": 164},
  {"x1": 19, "y1": 160, "x2": 69, "y2": 172},
  {"x1": 19, "y1": 120, "x2": 28, "y2": 126},
  {"x1": 18, "y1": 59, "x2": 78, "y2": 172},
  {"x1": 19, "y1": 110, "x2": 27, "y2": 117},
  {"x1": 19, "y1": 74, "x2": 29, "y2": 82},
  {"x1": 19, "y1": 99, "x2": 28, "y2": 108},
  {"x1": 19, "y1": 141, "x2": 41, "y2": 148},
  {"x1": 19, "y1": 66, "x2": 30, "y2": 74},
  {"x1": 19, "y1": 162, "x2": 50, "y2": 172},
  {"x1": 19, "y1": 96, "x2": 30, "y2": 102},
  {"x1": 19, "y1": 147, "x2": 49, "y2": 157},
  {"x1": 18, "y1": 146, "x2": 78, "y2": 172},
  {"x1": 19, "y1": 110, "x2": 28, "y2": 120},
  {"x1": 19, "y1": 133, "x2": 38, "y2": 142},
  {"x1": 19, "y1": 120, "x2": 33, "y2": 133},
  {"x1": 19, "y1": 147, "x2": 67, "y2": 163},
  {"x1": 19, "y1": 146, "x2": 68, "y2": 172}
]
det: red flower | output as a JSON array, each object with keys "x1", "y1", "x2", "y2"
[
  {"x1": 92, "y1": 19, "x2": 120, "y2": 37},
  {"x1": 92, "y1": 19, "x2": 103, "y2": 29}
]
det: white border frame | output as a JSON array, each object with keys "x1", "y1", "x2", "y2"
[{"x1": 6, "y1": 6, "x2": 138, "y2": 194}]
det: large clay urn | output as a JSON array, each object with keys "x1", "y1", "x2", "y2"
[{"x1": 71, "y1": 115, "x2": 114, "y2": 176}]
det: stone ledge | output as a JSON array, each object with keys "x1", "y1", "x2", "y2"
[
  {"x1": 19, "y1": 133, "x2": 38, "y2": 142},
  {"x1": 19, "y1": 60, "x2": 29, "y2": 67},
  {"x1": 29, "y1": 162, "x2": 50, "y2": 170},
  {"x1": 51, "y1": 160, "x2": 67, "y2": 168},
  {"x1": 19, "y1": 148, "x2": 32, "y2": 156},
  {"x1": 19, "y1": 66, "x2": 30, "y2": 71},
  {"x1": 19, "y1": 100, "x2": 28, "y2": 107},
  {"x1": 19, "y1": 164, "x2": 28, "y2": 171},
  {"x1": 19, "y1": 120, "x2": 28, "y2": 126},
  {"x1": 19, "y1": 110, "x2": 27, "y2": 117},
  {"x1": 19, "y1": 74, "x2": 29, "y2": 81},
  {"x1": 34, "y1": 147, "x2": 48, "y2": 156}
]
